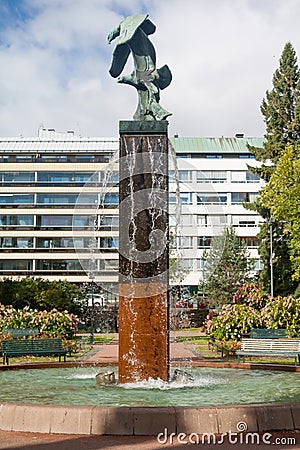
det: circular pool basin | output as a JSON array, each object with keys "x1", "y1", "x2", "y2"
[{"x1": 1, "y1": 366, "x2": 299, "y2": 407}]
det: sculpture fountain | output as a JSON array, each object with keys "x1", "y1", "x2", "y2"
[
  {"x1": 108, "y1": 13, "x2": 172, "y2": 383},
  {"x1": 0, "y1": 13, "x2": 299, "y2": 440}
]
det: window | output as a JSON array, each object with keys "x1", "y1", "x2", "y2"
[
  {"x1": 169, "y1": 193, "x2": 177, "y2": 204},
  {"x1": 36, "y1": 193, "x2": 97, "y2": 205},
  {"x1": 16, "y1": 156, "x2": 34, "y2": 163},
  {"x1": 181, "y1": 215, "x2": 193, "y2": 226},
  {"x1": 38, "y1": 215, "x2": 94, "y2": 229},
  {"x1": 103, "y1": 193, "x2": 119, "y2": 206},
  {"x1": 197, "y1": 259, "x2": 205, "y2": 270},
  {"x1": 197, "y1": 193, "x2": 227, "y2": 204},
  {"x1": 169, "y1": 192, "x2": 191, "y2": 204},
  {"x1": 37, "y1": 172, "x2": 95, "y2": 184},
  {"x1": 231, "y1": 171, "x2": 260, "y2": 183},
  {"x1": 197, "y1": 237, "x2": 212, "y2": 248},
  {"x1": 40, "y1": 155, "x2": 68, "y2": 163},
  {"x1": 76, "y1": 194, "x2": 98, "y2": 205},
  {"x1": 179, "y1": 193, "x2": 193, "y2": 204},
  {"x1": 39, "y1": 215, "x2": 73, "y2": 227},
  {"x1": 0, "y1": 172, "x2": 35, "y2": 183},
  {"x1": 100, "y1": 171, "x2": 119, "y2": 185},
  {"x1": 0, "y1": 194, "x2": 34, "y2": 204},
  {"x1": 36, "y1": 260, "x2": 83, "y2": 271},
  {"x1": 231, "y1": 215, "x2": 258, "y2": 227},
  {"x1": 197, "y1": 171, "x2": 227, "y2": 183},
  {"x1": 97, "y1": 154, "x2": 111, "y2": 163},
  {"x1": 36, "y1": 237, "x2": 94, "y2": 249},
  {"x1": 240, "y1": 237, "x2": 260, "y2": 247},
  {"x1": 99, "y1": 259, "x2": 118, "y2": 271},
  {"x1": 75, "y1": 155, "x2": 95, "y2": 163},
  {"x1": 178, "y1": 171, "x2": 193, "y2": 182},
  {"x1": 0, "y1": 215, "x2": 34, "y2": 227},
  {"x1": 180, "y1": 259, "x2": 194, "y2": 270},
  {"x1": 231, "y1": 172, "x2": 247, "y2": 183},
  {"x1": 197, "y1": 215, "x2": 227, "y2": 226},
  {"x1": 99, "y1": 215, "x2": 119, "y2": 229},
  {"x1": 231, "y1": 192, "x2": 258, "y2": 204},
  {"x1": 177, "y1": 236, "x2": 193, "y2": 248},
  {"x1": 253, "y1": 259, "x2": 263, "y2": 270},
  {"x1": 246, "y1": 171, "x2": 260, "y2": 182},
  {"x1": 197, "y1": 215, "x2": 207, "y2": 226},
  {"x1": 209, "y1": 215, "x2": 227, "y2": 226},
  {"x1": 73, "y1": 215, "x2": 95, "y2": 228},
  {"x1": 0, "y1": 238, "x2": 33, "y2": 248},
  {"x1": 100, "y1": 237, "x2": 119, "y2": 249},
  {"x1": 37, "y1": 194, "x2": 76, "y2": 205},
  {"x1": 0, "y1": 260, "x2": 32, "y2": 270}
]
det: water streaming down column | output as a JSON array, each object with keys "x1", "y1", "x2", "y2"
[{"x1": 118, "y1": 120, "x2": 169, "y2": 383}]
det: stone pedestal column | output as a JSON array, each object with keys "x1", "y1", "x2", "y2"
[{"x1": 118, "y1": 120, "x2": 169, "y2": 383}]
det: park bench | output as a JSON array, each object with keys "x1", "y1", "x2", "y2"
[
  {"x1": 250, "y1": 328, "x2": 286, "y2": 339},
  {"x1": 2, "y1": 338, "x2": 67, "y2": 365},
  {"x1": 3, "y1": 328, "x2": 40, "y2": 338},
  {"x1": 236, "y1": 338, "x2": 300, "y2": 365}
]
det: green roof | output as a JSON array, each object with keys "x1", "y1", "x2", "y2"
[{"x1": 169, "y1": 137, "x2": 264, "y2": 154}]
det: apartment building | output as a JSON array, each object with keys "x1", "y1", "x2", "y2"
[{"x1": 0, "y1": 129, "x2": 264, "y2": 295}]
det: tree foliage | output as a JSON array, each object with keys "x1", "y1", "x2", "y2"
[
  {"x1": 260, "y1": 145, "x2": 300, "y2": 281},
  {"x1": 249, "y1": 42, "x2": 300, "y2": 173},
  {"x1": 204, "y1": 227, "x2": 253, "y2": 306},
  {"x1": 247, "y1": 42, "x2": 300, "y2": 295},
  {"x1": 0, "y1": 278, "x2": 84, "y2": 315}
]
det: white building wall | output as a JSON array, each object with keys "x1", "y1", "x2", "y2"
[{"x1": 0, "y1": 131, "x2": 265, "y2": 292}]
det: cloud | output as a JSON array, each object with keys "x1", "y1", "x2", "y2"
[{"x1": 0, "y1": 0, "x2": 300, "y2": 137}]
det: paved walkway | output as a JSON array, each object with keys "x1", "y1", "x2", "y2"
[
  {"x1": 0, "y1": 430, "x2": 298, "y2": 449},
  {"x1": 84, "y1": 333, "x2": 199, "y2": 364},
  {"x1": 85, "y1": 330, "x2": 205, "y2": 363}
]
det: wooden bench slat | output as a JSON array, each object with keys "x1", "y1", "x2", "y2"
[{"x1": 3, "y1": 328, "x2": 39, "y2": 338}]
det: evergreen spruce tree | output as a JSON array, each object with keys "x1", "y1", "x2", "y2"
[
  {"x1": 247, "y1": 42, "x2": 300, "y2": 295},
  {"x1": 204, "y1": 227, "x2": 253, "y2": 306}
]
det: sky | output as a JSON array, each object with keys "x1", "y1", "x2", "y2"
[{"x1": 1, "y1": 0, "x2": 300, "y2": 138}]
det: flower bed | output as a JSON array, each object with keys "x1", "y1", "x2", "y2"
[{"x1": 0, "y1": 304, "x2": 78, "y2": 339}]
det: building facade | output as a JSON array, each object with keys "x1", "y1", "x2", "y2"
[{"x1": 0, "y1": 129, "x2": 264, "y2": 297}]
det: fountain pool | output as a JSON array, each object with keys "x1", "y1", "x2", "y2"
[{"x1": 1, "y1": 366, "x2": 300, "y2": 407}]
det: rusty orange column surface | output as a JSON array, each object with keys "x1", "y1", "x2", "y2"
[{"x1": 118, "y1": 121, "x2": 169, "y2": 383}]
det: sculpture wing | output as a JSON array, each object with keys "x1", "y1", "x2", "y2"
[
  {"x1": 140, "y1": 19, "x2": 156, "y2": 36},
  {"x1": 109, "y1": 44, "x2": 131, "y2": 78},
  {"x1": 117, "y1": 14, "x2": 149, "y2": 45},
  {"x1": 155, "y1": 65, "x2": 172, "y2": 90}
]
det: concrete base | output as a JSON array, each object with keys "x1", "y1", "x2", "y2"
[{"x1": 0, "y1": 402, "x2": 299, "y2": 436}]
